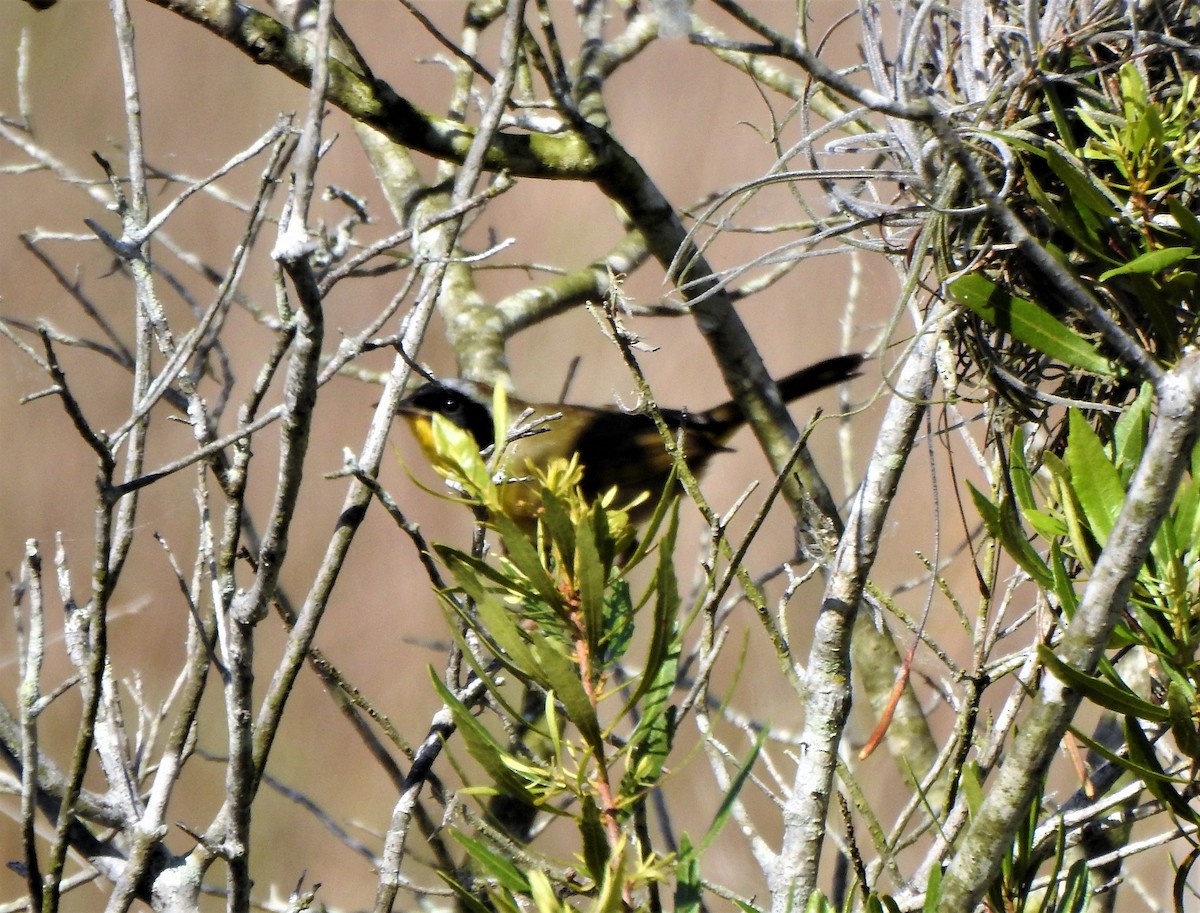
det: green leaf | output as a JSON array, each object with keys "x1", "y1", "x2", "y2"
[
  {"x1": 468, "y1": 582, "x2": 541, "y2": 679},
  {"x1": 1167, "y1": 197, "x2": 1200, "y2": 245},
  {"x1": 575, "y1": 511, "x2": 606, "y2": 659},
  {"x1": 430, "y1": 412, "x2": 493, "y2": 496},
  {"x1": 1072, "y1": 717, "x2": 1185, "y2": 785},
  {"x1": 1043, "y1": 141, "x2": 1123, "y2": 219},
  {"x1": 438, "y1": 872, "x2": 500, "y2": 913},
  {"x1": 949, "y1": 274, "x2": 1117, "y2": 376},
  {"x1": 674, "y1": 834, "x2": 702, "y2": 913},
  {"x1": 592, "y1": 848, "x2": 626, "y2": 913},
  {"x1": 1168, "y1": 681, "x2": 1200, "y2": 759},
  {"x1": 960, "y1": 761, "x2": 984, "y2": 816},
  {"x1": 492, "y1": 514, "x2": 564, "y2": 611},
  {"x1": 619, "y1": 501, "x2": 682, "y2": 716},
  {"x1": 527, "y1": 869, "x2": 562, "y2": 913},
  {"x1": 1038, "y1": 645, "x2": 1168, "y2": 722},
  {"x1": 437, "y1": 544, "x2": 538, "y2": 603},
  {"x1": 1173, "y1": 475, "x2": 1200, "y2": 560},
  {"x1": 1173, "y1": 845, "x2": 1200, "y2": 913},
  {"x1": 579, "y1": 796, "x2": 610, "y2": 884},
  {"x1": 622, "y1": 471, "x2": 680, "y2": 571},
  {"x1": 625, "y1": 663, "x2": 677, "y2": 787},
  {"x1": 529, "y1": 642, "x2": 603, "y2": 752},
  {"x1": 600, "y1": 578, "x2": 636, "y2": 665},
  {"x1": 922, "y1": 863, "x2": 943, "y2": 913},
  {"x1": 450, "y1": 831, "x2": 531, "y2": 893},
  {"x1": 1125, "y1": 716, "x2": 1200, "y2": 825},
  {"x1": 491, "y1": 378, "x2": 510, "y2": 467},
  {"x1": 429, "y1": 670, "x2": 538, "y2": 805},
  {"x1": 1098, "y1": 246, "x2": 1194, "y2": 281},
  {"x1": 1046, "y1": 451, "x2": 1096, "y2": 569},
  {"x1": 1064, "y1": 410, "x2": 1125, "y2": 547},
  {"x1": 538, "y1": 487, "x2": 575, "y2": 567},
  {"x1": 969, "y1": 484, "x2": 1054, "y2": 587},
  {"x1": 1113, "y1": 384, "x2": 1152, "y2": 479},
  {"x1": 697, "y1": 728, "x2": 766, "y2": 854},
  {"x1": 803, "y1": 891, "x2": 836, "y2": 913},
  {"x1": 1049, "y1": 543, "x2": 1080, "y2": 619},
  {"x1": 733, "y1": 902, "x2": 765, "y2": 913},
  {"x1": 1008, "y1": 427, "x2": 1037, "y2": 513}
]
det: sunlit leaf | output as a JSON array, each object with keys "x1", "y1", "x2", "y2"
[
  {"x1": 1038, "y1": 646, "x2": 1168, "y2": 722},
  {"x1": 530, "y1": 642, "x2": 602, "y2": 753},
  {"x1": 579, "y1": 796, "x2": 609, "y2": 884},
  {"x1": 430, "y1": 671, "x2": 537, "y2": 805},
  {"x1": 675, "y1": 834, "x2": 702, "y2": 913},
  {"x1": 1098, "y1": 246, "x2": 1194, "y2": 281},
  {"x1": 969, "y1": 484, "x2": 1054, "y2": 587},
  {"x1": 1065, "y1": 410, "x2": 1124, "y2": 547},
  {"x1": 949, "y1": 274, "x2": 1117, "y2": 376},
  {"x1": 450, "y1": 830, "x2": 531, "y2": 893},
  {"x1": 1044, "y1": 143, "x2": 1124, "y2": 219},
  {"x1": 575, "y1": 510, "x2": 606, "y2": 660}
]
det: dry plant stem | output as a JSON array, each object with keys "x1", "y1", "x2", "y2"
[
  {"x1": 18, "y1": 542, "x2": 46, "y2": 912},
  {"x1": 36, "y1": 326, "x2": 118, "y2": 913},
  {"x1": 104, "y1": 558, "x2": 217, "y2": 913},
  {"x1": 493, "y1": 230, "x2": 650, "y2": 334},
  {"x1": 374, "y1": 1, "x2": 528, "y2": 906},
  {"x1": 217, "y1": 2, "x2": 334, "y2": 907},
  {"x1": 774, "y1": 301, "x2": 951, "y2": 911},
  {"x1": 936, "y1": 353, "x2": 1200, "y2": 910},
  {"x1": 105, "y1": 0, "x2": 152, "y2": 592}
]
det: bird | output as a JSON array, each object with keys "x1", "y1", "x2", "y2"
[{"x1": 396, "y1": 353, "x2": 864, "y2": 524}]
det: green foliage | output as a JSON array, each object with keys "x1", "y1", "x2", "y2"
[
  {"x1": 423, "y1": 410, "x2": 693, "y2": 907},
  {"x1": 948, "y1": 273, "x2": 1117, "y2": 377},
  {"x1": 972, "y1": 394, "x2": 1200, "y2": 831},
  {"x1": 1076, "y1": 65, "x2": 1200, "y2": 202},
  {"x1": 955, "y1": 63, "x2": 1200, "y2": 392}
]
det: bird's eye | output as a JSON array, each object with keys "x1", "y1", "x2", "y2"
[{"x1": 439, "y1": 396, "x2": 461, "y2": 415}]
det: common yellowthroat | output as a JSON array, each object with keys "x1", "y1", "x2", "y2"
[{"x1": 397, "y1": 353, "x2": 863, "y2": 522}]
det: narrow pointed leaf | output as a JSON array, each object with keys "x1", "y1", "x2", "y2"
[
  {"x1": 675, "y1": 834, "x2": 702, "y2": 913},
  {"x1": 620, "y1": 501, "x2": 681, "y2": 715},
  {"x1": 575, "y1": 512, "x2": 606, "y2": 658},
  {"x1": 1043, "y1": 144, "x2": 1123, "y2": 218},
  {"x1": 450, "y1": 831, "x2": 531, "y2": 893},
  {"x1": 529, "y1": 641, "x2": 602, "y2": 752},
  {"x1": 1125, "y1": 716, "x2": 1200, "y2": 824},
  {"x1": 429, "y1": 670, "x2": 537, "y2": 804},
  {"x1": 492, "y1": 513, "x2": 563, "y2": 609},
  {"x1": 436, "y1": 544, "x2": 538, "y2": 603},
  {"x1": 538, "y1": 488, "x2": 575, "y2": 566},
  {"x1": 1065, "y1": 410, "x2": 1124, "y2": 547},
  {"x1": 1038, "y1": 645, "x2": 1168, "y2": 721},
  {"x1": 969, "y1": 484, "x2": 1054, "y2": 587},
  {"x1": 1168, "y1": 682, "x2": 1200, "y2": 759},
  {"x1": 579, "y1": 796, "x2": 609, "y2": 884},
  {"x1": 697, "y1": 727, "x2": 766, "y2": 853},
  {"x1": 949, "y1": 274, "x2": 1117, "y2": 376},
  {"x1": 1098, "y1": 246, "x2": 1193, "y2": 281}
]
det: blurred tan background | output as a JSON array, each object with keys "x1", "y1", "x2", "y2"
[{"x1": 0, "y1": 2, "x2": 946, "y2": 909}]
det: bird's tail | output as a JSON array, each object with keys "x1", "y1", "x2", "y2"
[
  {"x1": 775, "y1": 353, "x2": 865, "y2": 403},
  {"x1": 700, "y1": 353, "x2": 865, "y2": 432}
]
